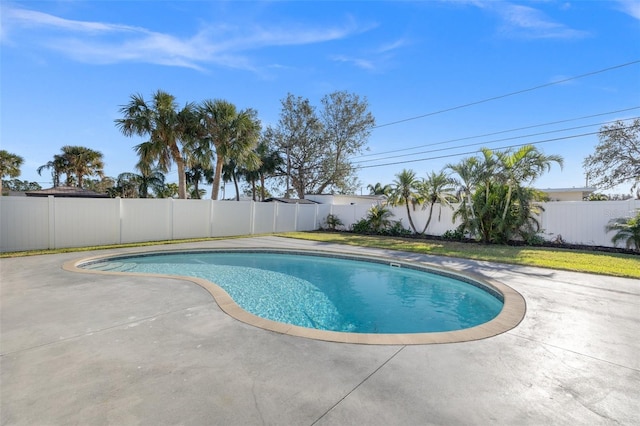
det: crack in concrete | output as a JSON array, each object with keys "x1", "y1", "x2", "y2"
[
  {"x1": 310, "y1": 346, "x2": 405, "y2": 426},
  {"x1": 509, "y1": 332, "x2": 640, "y2": 373}
]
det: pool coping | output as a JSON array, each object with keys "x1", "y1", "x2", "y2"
[{"x1": 63, "y1": 248, "x2": 526, "y2": 345}]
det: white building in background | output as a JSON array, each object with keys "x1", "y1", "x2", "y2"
[
  {"x1": 305, "y1": 194, "x2": 386, "y2": 205},
  {"x1": 539, "y1": 187, "x2": 596, "y2": 202}
]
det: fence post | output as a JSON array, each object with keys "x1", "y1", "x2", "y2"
[
  {"x1": 273, "y1": 202, "x2": 278, "y2": 233},
  {"x1": 118, "y1": 197, "x2": 123, "y2": 244},
  {"x1": 48, "y1": 195, "x2": 55, "y2": 249},
  {"x1": 209, "y1": 199, "x2": 214, "y2": 238},
  {"x1": 169, "y1": 198, "x2": 174, "y2": 241},
  {"x1": 314, "y1": 204, "x2": 318, "y2": 230},
  {"x1": 250, "y1": 201, "x2": 256, "y2": 235}
]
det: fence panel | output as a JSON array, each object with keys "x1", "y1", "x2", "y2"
[
  {"x1": 274, "y1": 204, "x2": 297, "y2": 232},
  {"x1": 121, "y1": 198, "x2": 172, "y2": 244},
  {"x1": 172, "y1": 199, "x2": 211, "y2": 240},
  {"x1": 296, "y1": 204, "x2": 318, "y2": 231},
  {"x1": 253, "y1": 202, "x2": 276, "y2": 234},
  {"x1": 540, "y1": 200, "x2": 640, "y2": 246},
  {"x1": 316, "y1": 204, "x2": 332, "y2": 228},
  {"x1": 1, "y1": 197, "x2": 639, "y2": 252},
  {"x1": 53, "y1": 198, "x2": 120, "y2": 248},
  {"x1": 0, "y1": 197, "x2": 49, "y2": 252},
  {"x1": 211, "y1": 201, "x2": 252, "y2": 237},
  {"x1": 331, "y1": 204, "x2": 372, "y2": 229}
]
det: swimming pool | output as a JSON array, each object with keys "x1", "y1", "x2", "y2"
[{"x1": 69, "y1": 249, "x2": 525, "y2": 344}]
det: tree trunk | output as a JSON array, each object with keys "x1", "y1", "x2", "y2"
[
  {"x1": 176, "y1": 158, "x2": 187, "y2": 199},
  {"x1": 502, "y1": 184, "x2": 513, "y2": 221},
  {"x1": 421, "y1": 202, "x2": 436, "y2": 234},
  {"x1": 233, "y1": 173, "x2": 240, "y2": 201},
  {"x1": 405, "y1": 200, "x2": 417, "y2": 233},
  {"x1": 210, "y1": 156, "x2": 224, "y2": 200}
]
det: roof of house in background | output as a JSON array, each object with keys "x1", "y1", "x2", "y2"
[
  {"x1": 263, "y1": 197, "x2": 319, "y2": 204},
  {"x1": 25, "y1": 186, "x2": 109, "y2": 198}
]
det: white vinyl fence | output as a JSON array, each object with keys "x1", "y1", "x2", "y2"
[{"x1": 0, "y1": 196, "x2": 638, "y2": 252}]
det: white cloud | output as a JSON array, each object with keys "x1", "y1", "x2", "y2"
[
  {"x1": 0, "y1": 6, "x2": 372, "y2": 72},
  {"x1": 330, "y1": 54, "x2": 376, "y2": 71},
  {"x1": 5, "y1": 7, "x2": 144, "y2": 34},
  {"x1": 376, "y1": 39, "x2": 408, "y2": 54},
  {"x1": 494, "y1": 3, "x2": 589, "y2": 39},
  {"x1": 330, "y1": 38, "x2": 408, "y2": 72},
  {"x1": 615, "y1": 0, "x2": 640, "y2": 20}
]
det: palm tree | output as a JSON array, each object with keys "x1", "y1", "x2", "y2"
[
  {"x1": 37, "y1": 154, "x2": 69, "y2": 187},
  {"x1": 60, "y1": 145, "x2": 105, "y2": 188},
  {"x1": 155, "y1": 182, "x2": 179, "y2": 199},
  {"x1": 223, "y1": 150, "x2": 261, "y2": 201},
  {"x1": 185, "y1": 163, "x2": 209, "y2": 199},
  {"x1": 496, "y1": 145, "x2": 564, "y2": 223},
  {"x1": 605, "y1": 209, "x2": 640, "y2": 252},
  {"x1": 197, "y1": 100, "x2": 262, "y2": 200},
  {"x1": 367, "y1": 182, "x2": 392, "y2": 196},
  {"x1": 0, "y1": 150, "x2": 24, "y2": 195},
  {"x1": 116, "y1": 164, "x2": 165, "y2": 198},
  {"x1": 114, "y1": 173, "x2": 139, "y2": 198},
  {"x1": 449, "y1": 146, "x2": 563, "y2": 243},
  {"x1": 115, "y1": 90, "x2": 196, "y2": 199},
  {"x1": 446, "y1": 156, "x2": 480, "y2": 226},
  {"x1": 247, "y1": 140, "x2": 282, "y2": 201},
  {"x1": 136, "y1": 165, "x2": 165, "y2": 198},
  {"x1": 417, "y1": 171, "x2": 457, "y2": 234},
  {"x1": 388, "y1": 169, "x2": 421, "y2": 234},
  {"x1": 366, "y1": 204, "x2": 394, "y2": 234}
]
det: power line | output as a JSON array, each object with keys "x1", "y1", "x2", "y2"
[
  {"x1": 355, "y1": 124, "x2": 635, "y2": 170},
  {"x1": 372, "y1": 60, "x2": 640, "y2": 129},
  {"x1": 357, "y1": 106, "x2": 640, "y2": 159},
  {"x1": 353, "y1": 116, "x2": 639, "y2": 165}
]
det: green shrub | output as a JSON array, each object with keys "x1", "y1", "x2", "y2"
[
  {"x1": 323, "y1": 214, "x2": 344, "y2": 231},
  {"x1": 442, "y1": 228, "x2": 465, "y2": 241},
  {"x1": 351, "y1": 218, "x2": 372, "y2": 234},
  {"x1": 387, "y1": 220, "x2": 410, "y2": 236}
]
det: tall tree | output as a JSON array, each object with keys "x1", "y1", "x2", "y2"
[
  {"x1": 265, "y1": 91, "x2": 374, "y2": 198},
  {"x1": 584, "y1": 118, "x2": 640, "y2": 195},
  {"x1": 60, "y1": 145, "x2": 105, "y2": 188},
  {"x1": 264, "y1": 94, "x2": 322, "y2": 199},
  {"x1": 417, "y1": 171, "x2": 457, "y2": 234},
  {"x1": 495, "y1": 145, "x2": 563, "y2": 224},
  {"x1": 446, "y1": 156, "x2": 480, "y2": 233},
  {"x1": 115, "y1": 90, "x2": 195, "y2": 199},
  {"x1": 367, "y1": 182, "x2": 392, "y2": 196},
  {"x1": 115, "y1": 164, "x2": 165, "y2": 198},
  {"x1": 248, "y1": 139, "x2": 282, "y2": 201},
  {"x1": 185, "y1": 164, "x2": 208, "y2": 199},
  {"x1": 197, "y1": 100, "x2": 261, "y2": 200},
  {"x1": 388, "y1": 169, "x2": 421, "y2": 234},
  {"x1": 448, "y1": 146, "x2": 563, "y2": 243},
  {"x1": 1, "y1": 179, "x2": 41, "y2": 192},
  {"x1": 315, "y1": 91, "x2": 375, "y2": 194},
  {"x1": 37, "y1": 154, "x2": 69, "y2": 187},
  {"x1": 0, "y1": 150, "x2": 24, "y2": 195}
]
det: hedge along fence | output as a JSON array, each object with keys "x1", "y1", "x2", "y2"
[{"x1": 0, "y1": 196, "x2": 638, "y2": 252}]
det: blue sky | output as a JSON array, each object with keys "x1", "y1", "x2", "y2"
[{"x1": 2, "y1": 0, "x2": 639, "y2": 197}]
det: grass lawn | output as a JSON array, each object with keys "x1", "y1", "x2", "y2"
[
  {"x1": 2, "y1": 232, "x2": 638, "y2": 279},
  {"x1": 278, "y1": 231, "x2": 640, "y2": 279}
]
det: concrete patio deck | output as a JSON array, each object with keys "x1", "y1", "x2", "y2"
[{"x1": 1, "y1": 236, "x2": 638, "y2": 425}]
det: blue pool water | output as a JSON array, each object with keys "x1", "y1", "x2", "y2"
[{"x1": 84, "y1": 251, "x2": 503, "y2": 334}]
